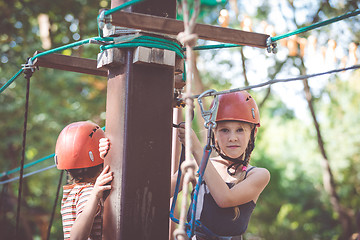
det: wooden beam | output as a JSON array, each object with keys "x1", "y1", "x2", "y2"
[
  {"x1": 102, "y1": 1, "x2": 175, "y2": 239},
  {"x1": 110, "y1": 11, "x2": 269, "y2": 48},
  {"x1": 33, "y1": 51, "x2": 108, "y2": 77}
]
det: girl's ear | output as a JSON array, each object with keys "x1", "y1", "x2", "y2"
[{"x1": 254, "y1": 127, "x2": 258, "y2": 137}]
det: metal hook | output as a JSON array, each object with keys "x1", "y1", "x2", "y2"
[{"x1": 197, "y1": 89, "x2": 219, "y2": 130}]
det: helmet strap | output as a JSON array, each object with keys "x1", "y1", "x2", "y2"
[{"x1": 212, "y1": 136, "x2": 246, "y2": 176}]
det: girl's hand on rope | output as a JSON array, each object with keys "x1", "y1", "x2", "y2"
[
  {"x1": 177, "y1": 122, "x2": 187, "y2": 145},
  {"x1": 93, "y1": 165, "x2": 113, "y2": 200},
  {"x1": 99, "y1": 137, "x2": 110, "y2": 159},
  {"x1": 177, "y1": 122, "x2": 201, "y2": 150}
]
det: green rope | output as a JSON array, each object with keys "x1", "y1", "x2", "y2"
[
  {"x1": 104, "y1": 0, "x2": 145, "y2": 16},
  {"x1": 0, "y1": 127, "x2": 105, "y2": 177},
  {"x1": 192, "y1": 43, "x2": 243, "y2": 51},
  {"x1": 271, "y1": 9, "x2": 360, "y2": 42},
  {"x1": 97, "y1": 0, "x2": 144, "y2": 37},
  {"x1": 101, "y1": 35, "x2": 185, "y2": 58},
  {"x1": 0, "y1": 36, "x2": 114, "y2": 94},
  {"x1": 0, "y1": 69, "x2": 23, "y2": 94},
  {"x1": 0, "y1": 154, "x2": 55, "y2": 178},
  {"x1": 30, "y1": 36, "x2": 114, "y2": 62}
]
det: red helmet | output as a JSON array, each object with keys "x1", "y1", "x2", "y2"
[
  {"x1": 55, "y1": 121, "x2": 105, "y2": 170},
  {"x1": 216, "y1": 91, "x2": 260, "y2": 126}
]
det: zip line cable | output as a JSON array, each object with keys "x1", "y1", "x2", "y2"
[
  {"x1": 190, "y1": 64, "x2": 360, "y2": 99},
  {"x1": 0, "y1": 165, "x2": 57, "y2": 185}
]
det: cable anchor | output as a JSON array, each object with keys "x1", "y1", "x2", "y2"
[
  {"x1": 266, "y1": 37, "x2": 278, "y2": 54},
  {"x1": 98, "y1": 9, "x2": 112, "y2": 31},
  {"x1": 21, "y1": 58, "x2": 38, "y2": 79}
]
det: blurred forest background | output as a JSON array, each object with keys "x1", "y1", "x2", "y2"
[{"x1": 0, "y1": 0, "x2": 360, "y2": 239}]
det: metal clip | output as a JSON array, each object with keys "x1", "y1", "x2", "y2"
[
  {"x1": 98, "y1": 9, "x2": 112, "y2": 31},
  {"x1": 21, "y1": 58, "x2": 37, "y2": 72},
  {"x1": 266, "y1": 37, "x2": 277, "y2": 54},
  {"x1": 197, "y1": 89, "x2": 219, "y2": 129}
]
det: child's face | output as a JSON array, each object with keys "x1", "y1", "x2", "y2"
[{"x1": 214, "y1": 121, "x2": 252, "y2": 159}]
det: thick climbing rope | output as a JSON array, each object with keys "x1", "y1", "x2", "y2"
[
  {"x1": 46, "y1": 170, "x2": 64, "y2": 240},
  {"x1": 172, "y1": 0, "x2": 200, "y2": 239},
  {"x1": 15, "y1": 64, "x2": 33, "y2": 239}
]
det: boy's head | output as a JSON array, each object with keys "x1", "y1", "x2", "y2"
[{"x1": 55, "y1": 121, "x2": 105, "y2": 182}]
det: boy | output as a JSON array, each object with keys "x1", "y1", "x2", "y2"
[{"x1": 55, "y1": 121, "x2": 113, "y2": 240}]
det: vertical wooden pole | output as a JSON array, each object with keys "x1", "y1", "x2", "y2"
[{"x1": 102, "y1": 1, "x2": 177, "y2": 239}]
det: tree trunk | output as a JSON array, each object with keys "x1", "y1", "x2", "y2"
[{"x1": 300, "y1": 62, "x2": 353, "y2": 239}]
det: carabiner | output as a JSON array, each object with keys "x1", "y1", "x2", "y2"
[{"x1": 197, "y1": 89, "x2": 219, "y2": 130}]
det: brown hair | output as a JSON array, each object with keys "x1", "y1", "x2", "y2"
[{"x1": 67, "y1": 163, "x2": 103, "y2": 183}]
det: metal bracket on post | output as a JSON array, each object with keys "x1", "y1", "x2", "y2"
[
  {"x1": 133, "y1": 46, "x2": 176, "y2": 67},
  {"x1": 97, "y1": 48, "x2": 126, "y2": 69}
]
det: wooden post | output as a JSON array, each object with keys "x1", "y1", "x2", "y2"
[{"x1": 101, "y1": 0, "x2": 176, "y2": 239}]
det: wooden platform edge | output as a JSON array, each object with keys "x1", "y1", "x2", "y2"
[{"x1": 33, "y1": 51, "x2": 108, "y2": 77}]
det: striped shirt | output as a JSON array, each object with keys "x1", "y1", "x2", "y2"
[{"x1": 61, "y1": 183, "x2": 102, "y2": 240}]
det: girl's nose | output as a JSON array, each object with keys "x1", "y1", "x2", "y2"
[{"x1": 228, "y1": 132, "x2": 238, "y2": 141}]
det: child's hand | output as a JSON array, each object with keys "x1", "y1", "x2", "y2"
[
  {"x1": 93, "y1": 165, "x2": 113, "y2": 200},
  {"x1": 177, "y1": 122, "x2": 186, "y2": 145},
  {"x1": 99, "y1": 137, "x2": 110, "y2": 159}
]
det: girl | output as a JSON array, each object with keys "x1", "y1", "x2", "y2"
[
  {"x1": 175, "y1": 91, "x2": 270, "y2": 239},
  {"x1": 99, "y1": 91, "x2": 270, "y2": 239}
]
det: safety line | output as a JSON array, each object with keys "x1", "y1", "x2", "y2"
[
  {"x1": 46, "y1": 170, "x2": 64, "y2": 240},
  {"x1": 15, "y1": 70, "x2": 32, "y2": 237},
  {"x1": 0, "y1": 69, "x2": 23, "y2": 94},
  {"x1": 190, "y1": 64, "x2": 360, "y2": 99},
  {"x1": 0, "y1": 127, "x2": 104, "y2": 177},
  {"x1": 0, "y1": 37, "x2": 114, "y2": 94},
  {"x1": 271, "y1": 9, "x2": 360, "y2": 42},
  {"x1": 0, "y1": 165, "x2": 56, "y2": 185},
  {"x1": 0, "y1": 154, "x2": 54, "y2": 178}
]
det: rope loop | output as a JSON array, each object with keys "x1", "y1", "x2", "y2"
[
  {"x1": 181, "y1": 160, "x2": 197, "y2": 178},
  {"x1": 177, "y1": 32, "x2": 198, "y2": 49},
  {"x1": 173, "y1": 228, "x2": 188, "y2": 240}
]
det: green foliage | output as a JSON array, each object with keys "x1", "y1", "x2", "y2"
[{"x1": 0, "y1": 0, "x2": 107, "y2": 238}]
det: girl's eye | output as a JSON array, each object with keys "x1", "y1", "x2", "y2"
[
  {"x1": 220, "y1": 128, "x2": 229, "y2": 133},
  {"x1": 237, "y1": 128, "x2": 244, "y2": 132}
]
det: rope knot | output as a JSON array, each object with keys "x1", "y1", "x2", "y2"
[
  {"x1": 181, "y1": 160, "x2": 196, "y2": 175},
  {"x1": 177, "y1": 31, "x2": 198, "y2": 48},
  {"x1": 173, "y1": 228, "x2": 187, "y2": 240}
]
